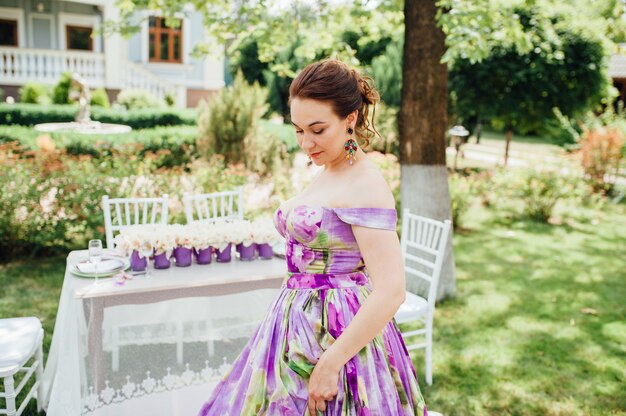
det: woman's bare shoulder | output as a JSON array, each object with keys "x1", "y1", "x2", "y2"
[{"x1": 347, "y1": 162, "x2": 395, "y2": 209}]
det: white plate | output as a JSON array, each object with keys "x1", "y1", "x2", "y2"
[{"x1": 70, "y1": 256, "x2": 129, "y2": 278}]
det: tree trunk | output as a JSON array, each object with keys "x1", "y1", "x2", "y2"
[
  {"x1": 399, "y1": 0, "x2": 456, "y2": 301},
  {"x1": 504, "y1": 127, "x2": 512, "y2": 166},
  {"x1": 475, "y1": 116, "x2": 482, "y2": 144}
]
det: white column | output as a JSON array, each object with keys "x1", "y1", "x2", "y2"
[{"x1": 102, "y1": 2, "x2": 123, "y2": 89}]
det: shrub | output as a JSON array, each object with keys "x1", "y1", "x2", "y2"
[
  {"x1": 244, "y1": 129, "x2": 291, "y2": 177},
  {"x1": 0, "y1": 142, "x2": 246, "y2": 258},
  {"x1": 0, "y1": 103, "x2": 196, "y2": 128},
  {"x1": 197, "y1": 71, "x2": 268, "y2": 163},
  {"x1": 164, "y1": 91, "x2": 176, "y2": 107},
  {"x1": 580, "y1": 127, "x2": 625, "y2": 194},
  {"x1": 369, "y1": 102, "x2": 399, "y2": 156},
  {"x1": 516, "y1": 169, "x2": 565, "y2": 222},
  {"x1": 448, "y1": 173, "x2": 475, "y2": 230},
  {"x1": 259, "y1": 119, "x2": 298, "y2": 153},
  {"x1": 19, "y1": 82, "x2": 50, "y2": 105},
  {"x1": 91, "y1": 88, "x2": 110, "y2": 108},
  {"x1": 116, "y1": 89, "x2": 163, "y2": 110},
  {"x1": 52, "y1": 72, "x2": 72, "y2": 104}
]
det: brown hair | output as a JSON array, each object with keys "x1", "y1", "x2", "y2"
[{"x1": 288, "y1": 59, "x2": 380, "y2": 148}]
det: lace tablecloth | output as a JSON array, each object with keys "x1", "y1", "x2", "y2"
[{"x1": 41, "y1": 249, "x2": 285, "y2": 415}]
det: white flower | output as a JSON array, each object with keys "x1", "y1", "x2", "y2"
[{"x1": 251, "y1": 218, "x2": 282, "y2": 245}]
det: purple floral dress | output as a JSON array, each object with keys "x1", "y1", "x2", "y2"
[{"x1": 199, "y1": 205, "x2": 428, "y2": 415}]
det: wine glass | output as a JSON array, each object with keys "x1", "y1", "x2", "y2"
[
  {"x1": 88, "y1": 239, "x2": 103, "y2": 285},
  {"x1": 139, "y1": 241, "x2": 153, "y2": 278}
]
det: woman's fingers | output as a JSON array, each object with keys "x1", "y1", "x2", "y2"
[
  {"x1": 308, "y1": 397, "x2": 328, "y2": 414},
  {"x1": 316, "y1": 399, "x2": 327, "y2": 412}
]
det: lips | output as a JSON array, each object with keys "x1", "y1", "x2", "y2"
[{"x1": 310, "y1": 151, "x2": 322, "y2": 158}]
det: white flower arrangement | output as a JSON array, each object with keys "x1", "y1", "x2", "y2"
[
  {"x1": 114, "y1": 220, "x2": 282, "y2": 256},
  {"x1": 252, "y1": 218, "x2": 283, "y2": 246},
  {"x1": 151, "y1": 226, "x2": 176, "y2": 256},
  {"x1": 114, "y1": 225, "x2": 154, "y2": 256},
  {"x1": 209, "y1": 220, "x2": 234, "y2": 251},
  {"x1": 229, "y1": 220, "x2": 254, "y2": 247}
]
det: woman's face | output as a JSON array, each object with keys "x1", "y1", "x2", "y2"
[{"x1": 290, "y1": 98, "x2": 355, "y2": 167}]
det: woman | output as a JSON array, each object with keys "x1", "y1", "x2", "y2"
[{"x1": 199, "y1": 59, "x2": 428, "y2": 415}]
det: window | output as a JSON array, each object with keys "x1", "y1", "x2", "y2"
[
  {"x1": 0, "y1": 19, "x2": 18, "y2": 46},
  {"x1": 148, "y1": 16, "x2": 182, "y2": 63},
  {"x1": 66, "y1": 25, "x2": 92, "y2": 51}
]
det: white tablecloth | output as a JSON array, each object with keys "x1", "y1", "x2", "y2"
[{"x1": 41, "y1": 250, "x2": 285, "y2": 415}]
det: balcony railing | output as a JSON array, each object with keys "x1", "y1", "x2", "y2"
[
  {"x1": 0, "y1": 47, "x2": 175, "y2": 101},
  {"x1": 0, "y1": 47, "x2": 106, "y2": 87}
]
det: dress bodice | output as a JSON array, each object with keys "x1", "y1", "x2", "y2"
[{"x1": 274, "y1": 205, "x2": 397, "y2": 276}]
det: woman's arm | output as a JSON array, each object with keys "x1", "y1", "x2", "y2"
[{"x1": 318, "y1": 226, "x2": 406, "y2": 370}]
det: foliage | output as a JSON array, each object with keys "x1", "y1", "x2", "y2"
[
  {"x1": 368, "y1": 102, "x2": 399, "y2": 156},
  {"x1": 515, "y1": 169, "x2": 565, "y2": 222},
  {"x1": 164, "y1": 91, "x2": 176, "y2": 107},
  {"x1": 369, "y1": 38, "x2": 403, "y2": 108},
  {"x1": 259, "y1": 119, "x2": 299, "y2": 153},
  {"x1": 0, "y1": 142, "x2": 245, "y2": 258},
  {"x1": 197, "y1": 71, "x2": 268, "y2": 163},
  {"x1": 448, "y1": 173, "x2": 475, "y2": 229},
  {"x1": 227, "y1": 40, "x2": 269, "y2": 86},
  {"x1": 52, "y1": 72, "x2": 72, "y2": 104},
  {"x1": 243, "y1": 128, "x2": 291, "y2": 177},
  {"x1": 580, "y1": 126, "x2": 625, "y2": 193},
  {"x1": 0, "y1": 125, "x2": 198, "y2": 169},
  {"x1": 449, "y1": 6, "x2": 610, "y2": 136},
  {"x1": 19, "y1": 82, "x2": 51, "y2": 105},
  {"x1": 116, "y1": 88, "x2": 163, "y2": 110},
  {"x1": 0, "y1": 103, "x2": 196, "y2": 128},
  {"x1": 90, "y1": 88, "x2": 111, "y2": 108},
  {"x1": 484, "y1": 168, "x2": 571, "y2": 222},
  {"x1": 262, "y1": 40, "x2": 306, "y2": 118}
]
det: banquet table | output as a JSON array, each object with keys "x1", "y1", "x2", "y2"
[{"x1": 41, "y1": 249, "x2": 286, "y2": 416}]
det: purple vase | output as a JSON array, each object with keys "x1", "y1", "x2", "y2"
[
  {"x1": 257, "y1": 243, "x2": 274, "y2": 260},
  {"x1": 130, "y1": 250, "x2": 147, "y2": 271},
  {"x1": 195, "y1": 247, "x2": 213, "y2": 265},
  {"x1": 153, "y1": 251, "x2": 170, "y2": 269},
  {"x1": 216, "y1": 243, "x2": 232, "y2": 263},
  {"x1": 239, "y1": 243, "x2": 256, "y2": 261},
  {"x1": 235, "y1": 243, "x2": 243, "y2": 252},
  {"x1": 173, "y1": 247, "x2": 193, "y2": 267}
]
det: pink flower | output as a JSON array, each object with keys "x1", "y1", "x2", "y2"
[{"x1": 291, "y1": 206, "x2": 322, "y2": 242}]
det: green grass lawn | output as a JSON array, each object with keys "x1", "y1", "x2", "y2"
[
  {"x1": 413, "y1": 202, "x2": 626, "y2": 416},
  {"x1": 1, "y1": 203, "x2": 625, "y2": 415}
]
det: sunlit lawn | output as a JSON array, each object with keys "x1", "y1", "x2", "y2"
[
  {"x1": 1, "y1": 199, "x2": 625, "y2": 415},
  {"x1": 413, "y1": 202, "x2": 626, "y2": 416}
]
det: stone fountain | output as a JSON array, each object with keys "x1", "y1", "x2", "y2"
[{"x1": 34, "y1": 73, "x2": 131, "y2": 135}]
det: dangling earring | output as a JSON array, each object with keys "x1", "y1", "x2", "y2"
[{"x1": 344, "y1": 127, "x2": 357, "y2": 165}]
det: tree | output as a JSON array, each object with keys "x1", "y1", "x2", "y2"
[
  {"x1": 449, "y1": 6, "x2": 611, "y2": 165},
  {"x1": 400, "y1": 0, "x2": 455, "y2": 299}
]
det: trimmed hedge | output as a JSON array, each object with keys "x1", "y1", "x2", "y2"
[{"x1": 0, "y1": 103, "x2": 197, "y2": 128}]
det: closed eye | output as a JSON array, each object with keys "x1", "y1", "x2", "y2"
[{"x1": 313, "y1": 129, "x2": 324, "y2": 135}]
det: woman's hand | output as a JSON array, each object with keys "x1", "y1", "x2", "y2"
[{"x1": 307, "y1": 354, "x2": 340, "y2": 415}]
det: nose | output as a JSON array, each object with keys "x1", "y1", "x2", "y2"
[{"x1": 299, "y1": 134, "x2": 316, "y2": 151}]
